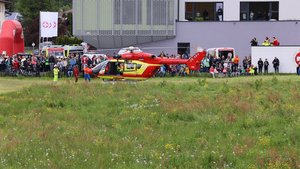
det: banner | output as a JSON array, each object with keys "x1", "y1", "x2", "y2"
[{"x1": 40, "y1": 12, "x2": 58, "y2": 37}]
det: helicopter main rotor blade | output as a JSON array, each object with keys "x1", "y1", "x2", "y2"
[{"x1": 96, "y1": 46, "x2": 197, "y2": 52}]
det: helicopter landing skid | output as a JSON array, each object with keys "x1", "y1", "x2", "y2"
[{"x1": 102, "y1": 79, "x2": 137, "y2": 85}]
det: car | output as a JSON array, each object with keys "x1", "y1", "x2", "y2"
[{"x1": 33, "y1": 49, "x2": 39, "y2": 56}]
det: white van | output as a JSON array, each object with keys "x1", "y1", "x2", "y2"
[{"x1": 206, "y1": 47, "x2": 235, "y2": 59}]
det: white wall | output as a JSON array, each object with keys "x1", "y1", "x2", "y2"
[
  {"x1": 279, "y1": 0, "x2": 300, "y2": 20},
  {"x1": 251, "y1": 46, "x2": 300, "y2": 73},
  {"x1": 179, "y1": 0, "x2": 300, "y2": 21},
  {"x1": 0, "y1": 3, "x2": 5, "y2": 32}
]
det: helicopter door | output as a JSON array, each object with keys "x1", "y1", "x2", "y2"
[{"x1": 124, "y1": 63, "x2": 137, "y2": 76}]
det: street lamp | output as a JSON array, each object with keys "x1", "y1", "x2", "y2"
[{"x1": 32, "y1": 42, "x2": 35, "y2": 52}]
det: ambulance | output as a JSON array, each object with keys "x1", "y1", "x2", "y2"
[
  {"x1": 64, "y1": 44, "x2": 84, "y2": 57},
  {"x1": 206, "y1": 47, "x2": 235, "y2": 58},
  {"x1": 46, "y1": 47, "x2": 65, "y2": 58}
]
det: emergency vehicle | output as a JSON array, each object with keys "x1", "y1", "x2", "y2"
[
  {"x1": 206, "y1": 47, "x2": 235, "y2": 58},
  {"x1": 64, "y1": 44, "x2": 84, "y2": 57}
]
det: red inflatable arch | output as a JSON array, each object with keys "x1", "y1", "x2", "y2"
[{"x1": 0, "y1": 20, "x2": 24, "y2": 56}]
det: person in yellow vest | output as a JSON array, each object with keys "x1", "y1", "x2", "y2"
[
  {"x1": 185, "y1": 66, "x2": 190, "y2": 75},
  {"x1": 53, "y1": 64, "x2": 59, "y2": 84},
  {"x1": 45, "y1": 56, "x2": 49, "y2": 72},
  {"x1": 117, "y1": 63, "x2": 124, "y2": 75},
  {"x1": 249, "y1": 64, "x2": 255, "y2": 76},
  {"x1": 262, "y1": 37, "x2": 271, "y2": 46}
]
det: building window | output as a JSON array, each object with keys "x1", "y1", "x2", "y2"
[
  {"x1": 147, "y1": 0, "x2": 172, "y2": 25},
  {"x1": 114, "y1": 0, "x2": 142, "y2": 25},
  {"x1": 178, "y1": 43, "x2": 190, "y2": 55},
  {"x1": 185, "y1": 2, "x2": 223, "y2": 21},
  {"x1": 240, "y1": 2, "x2": 279, "y2": 21}
]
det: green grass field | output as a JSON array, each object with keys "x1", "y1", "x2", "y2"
[{"x1": 0, "y1": 75, "x2": 300, "y2": 168}]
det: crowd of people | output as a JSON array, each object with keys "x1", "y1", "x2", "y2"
[
  {"x1": 155, "y1": 52, "x2": 281, "y2": 78},
  {"x1": 0, "y1": 50, "x2": 284, "y2": 82},
  {"x1": 0, "y1": 53, "x2": 109, "y2": 83}
]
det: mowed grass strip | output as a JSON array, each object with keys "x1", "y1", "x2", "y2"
[{"x1": 0, "y1": 76, "x2": 300, "y2": 168}]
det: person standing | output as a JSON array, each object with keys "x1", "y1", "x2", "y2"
[
  {"x1": 69, "y1": 56, "x2": 76, "y2": 68},
  {"x1": 40, "y1": 55, "x2": 45, "y2": 72},
  {"x1": 217, "y1": 6, "x2": 223, "y2": 21},
  {"x1": 247, "y1": 55, "x2": 252, "y2": 68},
  {"x1": 203, "y1": 56, "x2": 210, "y2": 72},
  {"x1": 243, "y1": 56, "x2": 248, "y2": 69},
  {"x1": 203, "y1": 9, "x2": 208, "y2": 20},
  {"x1": 257, "y1": 58, "x2": 263, "y2": 73},
  {"x1": 250, "y1": 11, "x2": 254, "y2": 21},
  {"x1": 250, "y1": 38, "x2": 258, "y2": 46},
  {"x1": 233, "y1": 55, "x2": 239, "y2": 70},
  {"x1": 36, "y1": 60, "x2": 41, "y2": 77},
  {"x1": 74, "y1": 65, "x2": 79, "y2": 83},
  {"x1": 45, "y1": 56, "x2": 49, "y2": 72},
  {"x1": 84, "y1": 65, "x2": 91, "y2": 82},
  {"x1": 264, "y1": 58, "x2": 269, "y2": 73},
  {"x1": 272, "y1": 57, "x2": 280, "y2": 73},
  {"x1": 49, "y1": 54, "x2": 55, "y2": 72},
  {"x1": 53, "y1": 65, "x2": 59, "y2": 84},
  {"x1": 257, "y1": 11, "x2": 262, "y2": 20}
]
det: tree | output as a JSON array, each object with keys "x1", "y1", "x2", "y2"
[
  {"x1": 23, "y1": 16, "x2": 67, "y2": 46},
  {"x1": 24, "y1": 17, "x2": 39, "y2": 46},
  {"x1": 17, "y1": 0, "x2": 58, "y2": 27},
  {"x1": 66, "y1": 12, "x2": 73, "y2": 36},
  {"x1": 5, "y1": 0, "x2": 18, "y2": 12}
]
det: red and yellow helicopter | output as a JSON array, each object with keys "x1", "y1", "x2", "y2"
[{"x1": 88, "y1": 46, "x2": 206, "y2": 81}]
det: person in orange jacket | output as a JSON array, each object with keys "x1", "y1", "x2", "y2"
[{"x1": 84, "y1": 65, "x2": 91, "y2": 82}]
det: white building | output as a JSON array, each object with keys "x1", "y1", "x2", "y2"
[
  {"x1": 0, "y1": 0, "x2": 10, "y2": 32},
  {"x1": 178, "y1": 0, "x2": 300, "y2": 21},
  {"x1": 73, "y1": 0, "x2": 300, "y2": 67}
]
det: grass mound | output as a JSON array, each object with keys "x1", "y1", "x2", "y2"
[{"x1": 0, "y1": 77, "x2": 300, "y2": 168}]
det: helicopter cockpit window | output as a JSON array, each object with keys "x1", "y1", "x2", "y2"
[
  {"x1": 137, "y1": 64, "x2": 142, "y2": 69},
  {"x1": 127, "y1": 63, "x2": 135, "y2": 69}
]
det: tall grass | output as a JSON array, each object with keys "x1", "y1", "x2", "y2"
[{"x1": 0, "y1": 77, "x2": 300, "y2": 168}]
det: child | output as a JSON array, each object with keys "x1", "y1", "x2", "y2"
[
  {"x1": 53, "y1": 65, "x2": 59, "y2": 84},
  {"x1": 227, "y1": 66, "x2": 232, "y2": 77},
  {"x1": 74, "y1": 65, "x2": 79, "y2": 83},
  {"x1": 209, "y1": 66, "x2": 215, "y2": 78},
  {"x1": 84, "y1": 65, "x2": 91, "y2": 82},
  {"x1": 232, "y1": 66, "x2": 237, "y2": 77},
  {"x1": 246, "y1": 67, "x2": 250, "y2": 75},
  {"x1": 185, "y1": 67, "x2": 190, "y2": 76},
  {"x1": 249, "y1": 65, "x2": 255, "y2": 76},
  {"x1": 237, "y1": 66, "x2": 241, "y2": 76},
  {"x1": 222, "y1": 67, "x2": 227, "y2": 76},
  {"x1": 241, "y1": 67, "x2": 246, "y2": 75}
]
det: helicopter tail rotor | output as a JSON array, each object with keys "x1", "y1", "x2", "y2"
[{"x1": 195, "y1": 46, "x2": 204, "y2": 52}]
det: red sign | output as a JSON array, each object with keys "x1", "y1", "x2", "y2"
[
  {"x1": 42, "y1": 21, "x2": 49, "y2": 28},
  {"x1": 295, "y1": 52, "x2": 300, "y2": 65},
  {"x1": 42, "y1": 21, "x2": 57, "y2": 29}
]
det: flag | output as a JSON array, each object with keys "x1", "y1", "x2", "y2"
[
  {"x1": 81, "y1": 42, "x2": 88, "y2": 53},
  {"x1": 40, "y1": 12, "x2": 58, "y2": 37}
]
